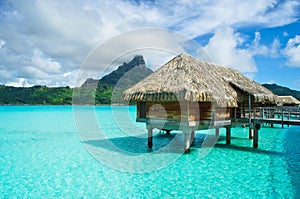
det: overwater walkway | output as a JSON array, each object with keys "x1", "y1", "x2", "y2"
[{"x1": 231, "y1": 106, "x2": 300, "y2": 148}]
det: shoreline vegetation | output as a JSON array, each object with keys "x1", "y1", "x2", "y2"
[{"x1": 0, "y1": 84, "x2": 131, "y2": 106}]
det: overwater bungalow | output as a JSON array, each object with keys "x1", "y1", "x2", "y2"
[
  {"x1": 123, "y1": 53, "x2": 276, "y2": 152},
  {"x1": 276, "y1": 95, "x2": 300, "y2": 107}
]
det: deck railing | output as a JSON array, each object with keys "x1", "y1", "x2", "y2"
[
  {"x1": 238, "y1": 106, "x2": 300, "y2": 119},
  {"x1": 237, "y1": 106, "x2": 300, "y2": 128}
]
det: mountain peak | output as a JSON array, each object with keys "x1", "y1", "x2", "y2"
[
  {"x1": 131, "y1": 55, "x2": 145, "y2": 65},
  {"x1": 81, "y1": 55, "x2": 152, "y2": 87},
  {"x1": 117, "y1": 55, "x2": 146, "y2": 72}
]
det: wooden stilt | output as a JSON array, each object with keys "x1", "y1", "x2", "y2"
[
  {"x1": 191, "y1": 131, "x2": 195, "y2": 143},
  {"x1": 248, "y1": 95, "x2": 251, "y2": 127},
  {"x1": 249, "y1": 128, "x2": 253, "y2": 139},
  {"x1": 148, "y1": 128, "x2": 153, "y2": 148},
  {"x1": 271, "y1": 123, "x2": 274, "y2": 128},
  {"x1": 234, "y1": 108, "x2": 237, "y2": 120},
  {"x1": 215, "y1": 128, "x2": 219, "y2": 137},
  {"x1": 253, "y1": 128, "x2": 258, "y2": 148},
  {"x1": 281, "y1": 109, "x2": 284, "y2": 128},
  {"x1": 288, "y1": 112, "x2": 290, "y2": 127},
  {"x1": 226, "y1": 127, "x2": 231, "y2": 145},
  {"x1": 184, "y1": 130, "x2": 192, "y2": 153},
  {"x1": 166, "y1": 130, "x2": 171, "y2": 135}
]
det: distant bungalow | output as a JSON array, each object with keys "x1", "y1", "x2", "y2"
[
  {"x1": 123, "y1": 53, "x2": 276, "y2": 153},
  {"x1": 276, "y1": 95, "x2": 300, "y2": 107}
]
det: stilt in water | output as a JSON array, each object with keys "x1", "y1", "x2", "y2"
[
  {"x1": 226, "y1": 127, "x2": 231, "y2": 145},
  {"x1": 253, "y1": 128, "x2": 258, "y2": 148},
  {"x1": 148, "y1": 127, "x2": 153, "y2": 148},
  {"x1": 249, "y1": 128, "x2": 253, "y2": 139},
  {"x1": 191, "y1": 131, "x2": 195, "y2": 144},
  {"x1": 166, "y1": 130, "x2": 171, "y2": 135},
  {"x1": 281, "y1": 109, "x2": 284, "y2": 129},
  {"x1": 183, "y1": 129, "x2": 192, "y2": 153},
  {"x1": 253, "y1": 123, "x2": 260, "y2": 148},
  {"x1": 215, "y1": 128, "x2": 219, "y2": 137}
]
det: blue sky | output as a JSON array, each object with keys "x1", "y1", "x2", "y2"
[{"x1": 0, "y1": 0, "x2": 299, "y2": 90}]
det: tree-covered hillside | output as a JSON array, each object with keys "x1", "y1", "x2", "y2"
[
  {"x1": 0, "y1": 85, "x2": 73, "y2": 105},
  {"x1": 262, "y1": 84, "x2": 300, "y2": 100}
]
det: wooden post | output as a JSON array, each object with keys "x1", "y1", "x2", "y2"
[
  {"x1": 253, "y1": 128, "x2": 258, "y2": 148},
  {"x1": 184, "y1": 129, "x2": 192, "y2": 153},
  {"x1": 166, "y1": 130, "x2": 171, "y2": 135},
  {"x1": 215, "y1": 128, "x2": 219, "y2": 137},
  {"x1": 260, "y1": 107, "x2": 263, "y2": 127},
  {"x1": 226, "y1": 127, "x2": 231, "y2": 145},
  {"x1": 240, "y1": 103, "x2": 242, "y2": 118},
  {"x1": 234, "y1": 108, "x2": 237, "y2": 120},
  {"x1": 288, "y1": 111, "x2": 290, "y2": 127},
  {"x1": 249, "y1": 128, "x2": 253, "y2": 139},
  {"x1": 148, "y1": 128, "x2": 153, "y2": 148},
  {"x1": 281, "y1": 109, "x2": 284, "y2": 128},
  {"x1": 191, "y1": 131, "x2": 195, "y2": 143},
  {"x1": 242, "y1": 102, "x2": 245, "y2": 118},
  {"x1": 248, "y1": 95, "x2": 251, "y2": 127}
]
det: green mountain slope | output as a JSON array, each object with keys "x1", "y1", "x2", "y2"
[
  {"x1": 81, "y1": 55, "x2": 152, "y2": 87},
  {"x1": 78, "y1": 55, "x2": 153, "y2": 104},
  {"x1": 262, "y1": 83, "x2": 300, "y2": 100}
]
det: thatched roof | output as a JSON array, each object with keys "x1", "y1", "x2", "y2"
[
  {"x1": 276, "y1": 96, "x2": 300, "y2": 106},
  {"x1": 123, "y1": 53, "x2": 276, "y2": 107}
]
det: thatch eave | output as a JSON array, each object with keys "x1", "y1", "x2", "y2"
[{"x1": 123, "y1": 53, "x2": 276, "y2": 107}]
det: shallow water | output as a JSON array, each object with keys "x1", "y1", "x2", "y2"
[{"x1": 0, "y1": 106, "x2": 299, "y2": 198}]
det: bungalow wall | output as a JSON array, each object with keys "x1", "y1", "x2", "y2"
[{"x1": 136, "y1": 101, "x2": 231, "y2": 122}]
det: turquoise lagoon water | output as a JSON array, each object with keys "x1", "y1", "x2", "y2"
[{"x1": 0, "y1": 106, "x2": 299, "y2": 198}]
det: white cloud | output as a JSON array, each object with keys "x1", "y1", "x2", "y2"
[
  {"x1": 204, "y1": 26, "x2": 257, "y2": 73},
  {"x1": 250, "y1": 31, "x2": 268, "y2": 56},
  {"x1": 0, "y1": 39, "x2": 6, "y2": 49},
  {"x1": 269, "y1": 38, "x2": 281, "y2": 58},
  {"x1": 19, "y1": 66, "x2": 49, "y2": 79},
  {"x1": 0, "y1": 68, "x2": 12, "y2": 82},
  {"x1": 283, "y1": 35, "x2": 300, "y2": 67},
  {"x1": 0, "y1": 0, "x2": 299, "y2": 86},
  {"x1": 248, "y1": 0, "x2": 300, "y2": 27},
  {"x1": 6, "y1": 78, "x2": 33, "y2": 87},
  {"x1": 31, "y1": 49, "x2": 61, "y2": 74},
  {"x1": 250, "y1": 32, "x2": 280, "y2": 58},
  {"x1": 203, "y1": 27, "x2": 284, "y2": 75}
]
